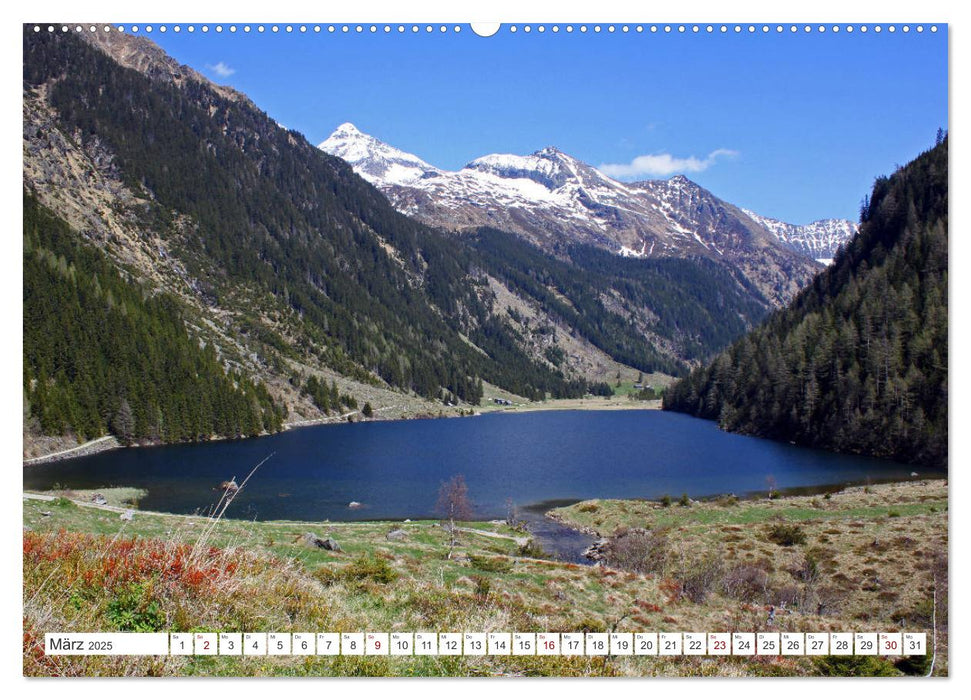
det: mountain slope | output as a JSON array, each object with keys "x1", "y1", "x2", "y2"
[
  {"x1": 23, "y1": 192, "x2": 285, "y2": 443},
  {"x1": 319, "y1": 124, "x2": 846, "y2": 307},
  {"x1": 23, "y1": 28, "x2": 598, "y2": 423},
  {"x1": 469, "y1": 230, "x2": 770, "y2": 373},
  {"x1": 664, "y1": 139, "x2": 948, "y2": 469},
  {"x1": 23, "y1": 27, "x2": 792, "y2": 436}
]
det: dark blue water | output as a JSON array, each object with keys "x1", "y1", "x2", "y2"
[{"x1": 23, "y1": 410, "x2": 933, "y2": 524}]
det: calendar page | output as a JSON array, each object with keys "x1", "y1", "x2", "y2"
[{"x1": 20, "y1": 0, "x2": 950, "y2": 682}]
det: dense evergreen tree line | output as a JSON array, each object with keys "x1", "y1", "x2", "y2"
[
  {"x1": 23, "y1": 29, "x2": 606, "y2": 406},
  {"x1": 23, "y1": 193, "x2": 286, "y2": 443},
  {"x1": 664, "y1": 140, "x2": 947, "y2": 468}
]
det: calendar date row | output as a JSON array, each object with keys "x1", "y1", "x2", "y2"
[{"x1": 45, "y1": 631, "x2": 926, "y2": 657}]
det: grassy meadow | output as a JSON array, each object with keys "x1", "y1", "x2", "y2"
[{"x1": 22, "y1": 479, "x2": 946, "y2": 677}]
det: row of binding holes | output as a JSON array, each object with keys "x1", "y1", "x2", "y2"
[
  {"x1": 509, "y1": 25, "x2": 936, "y2": 33},
  {"x1": 34, "y1": 25, "x2": 939, "y2": 34},
  {"x1": 32, "y1": 25, "x2": 464, "y2": 34}
]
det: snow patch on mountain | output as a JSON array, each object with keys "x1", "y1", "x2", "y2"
[
  {"x1": 618, "y1": 243, "x2": 648, "y2": 258},
  {"x1": 742, "y1": 209, "x2": 857, "y2": 264}
]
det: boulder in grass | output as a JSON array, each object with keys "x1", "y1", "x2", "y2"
[
  {"x1": 91, "y1": 493, "x2": 108, "y2": 506},
  {"x1": 301, "y1": 532, "x2": 324, "y2": 547},
  {"x1": 582, "y1": 538, "x2": 610, "y2": 562},
  {"x1": 386, "y1": 528, "x2": 407, "y2": 541},
  {"x1": 120, "y1": 509, "x2": 134, "y2": 521},
  {"x1": 302, "y1": 532, "x2": 341, "y2": 552}
]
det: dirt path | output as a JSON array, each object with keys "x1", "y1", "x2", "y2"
[
  {"x1": 22, "y1": 492, "x2": 56, "y2": 502},
  {"x1": 22, "y1": 493, "x2": 534, "y2": 547},
  {"x1": 283, "y1": 405, "x2": 401, "y2": 430},
  {"x1": 283, "y1": 411, "x2": 358, "y2": 429},
  {"x1": 454, "y1": 526, "x2": 530, "y2": 548},
  {"x1": 23, "y1": 435, "x2": 119, "y2": 466},
  {"x1": 22, "y1": 491, "x2": 168, "y2": 517}
]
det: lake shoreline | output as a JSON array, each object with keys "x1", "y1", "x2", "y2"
[
  {"x1": 23, "y1": 397, "x2": 661, "y2": 467},
  {"x1": 24, "y1": 408, "x2": 938, "y2": 530},
  {"x1": 23, "y1": 473, "x2": 946, "y2": 571},
  {"x1": 23, "y1": 472, "x2": 945, "y2": 549},
  {"x1": 544, "y1": 473, "x2": 948, "y2": 540}
]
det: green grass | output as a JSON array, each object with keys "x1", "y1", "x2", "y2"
[
  {"x1": 550, "y1": 493, "x2": 947, "y2": 534},
  {"x1": 22, "y1": 480, "x2": 948, "y2": 677},
  {"x1": 39, "y1": 487, "x2": 149, "y2": 508}
]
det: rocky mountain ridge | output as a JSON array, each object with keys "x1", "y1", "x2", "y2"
[{"x1": 321, "y1": 124, "x2": 856, "y2": 305}]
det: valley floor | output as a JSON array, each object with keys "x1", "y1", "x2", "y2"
[
  {"x1": 476, "y1": 396, "x2": 661, "y2": 415},
  {"x1": 22, "y1": 480, "x2": 946, "y2": 677}
]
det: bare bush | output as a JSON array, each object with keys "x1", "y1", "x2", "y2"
[
  {"x1": 791, "y1": 551, "x2": 822, "y2": 584},
  {"x1": 722, "y1": 564, "x2": 771, "y2": 603},
  {"x1": 602, "y1": 528, "x2": 670, "y2": 574},
  {"x1": 437, "y1": 474, "x2": 473, "y2": 524},
  {"x1": 812, "y1": 586, "x2": 846, "y2": 616},
  {"x1": 680, "y1": 554, "x2": 724, "y2": 603},
  {"x1": 771, "y1": 584, "x2": 802, "y2": 608},
  {"x1": 436, "y1": 474, "x2": 473, "y2": 557}
]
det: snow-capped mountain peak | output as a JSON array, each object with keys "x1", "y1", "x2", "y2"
[
  {"x1": 332, "y1": 121, "x2": 362, "y2": 136},
  {"x1": 318, "y1": 123, "x2": 440, "y2": 186}
]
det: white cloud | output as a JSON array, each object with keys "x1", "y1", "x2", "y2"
[
  {"x1": 206, "y1": 61, "x2": 235, "y2": 78},
  {"x1": 599, "y1": 148, "x2": 738, "y2": 178}
]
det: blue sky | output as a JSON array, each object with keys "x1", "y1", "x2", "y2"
[{"x1": 148, "y1": 24, "x2": 947, "y2": 224}]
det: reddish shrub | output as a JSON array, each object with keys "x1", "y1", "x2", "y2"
[{"x1": 23, "y1": 531, "x2": 240, "y2": 596}]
